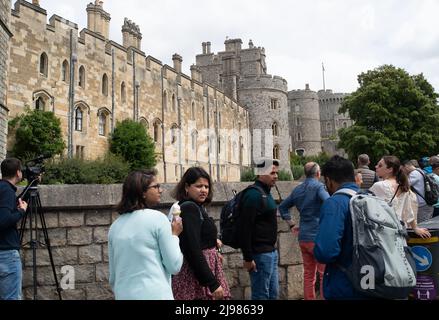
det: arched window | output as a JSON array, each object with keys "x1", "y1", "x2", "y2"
[
  {"x1": 102, "y1": 74, "x2": 108, "y2": 96},
  {"x1": 171, "y1": 124, "x2": 178, "y2": 144},
  {"x1": 172, "y1": 94, "x2": 177, "y2": 112},
  {"x1": 35, "y1": 97, "x2": 45, "y2": 111},
  {"x1": 273, "y1": 145, "x2": 280, "y2": 160},
  {"x1": 153, "y1": 119, "x2": 162, "y2": 144},
  {"x1": 326, "y1": 122, "x2": 331, "y2": 131},
  {"x1": 296, "y1": 117, "x2": 301, "y2": 126},
  {"x1": 163, "y1": 91, "x2": 168, "y2": 110},
  {"x1": 139, "y1": 118, "x2": 149, "y2": 131},
  {"x1": 121, "y1": 82, "x2": 126, "y2": 104},
  {"x1": 191, "y1": 102, "x2": 196, "y2": 120},
  {"x1": 39, "y1": 52, "x2": 48, "y2": 77},
  {"x1": 62, "y1": 60, "x2": 69, "y2": 82},
  {"x1": 75, "y1": 108, "x2": 83, "y2": 131},
  {"x1": 272, "y1": 122, "x2": 279, "y2": 137},
  {"x1": 297, "y1": 132, "x2": 302, "y2": 141},
  {"x1": 343, "y1": 121, "x2": 348, "y2": 128},
  {"x1": 78, "y1": 66, "x2": 85, "y2": 88},
  {"x1": 99, "y1": 113, "x2": 107, "y2": 136},
  {"x1": 191, "y1": 130, "x2": 198, "y2": 152}
]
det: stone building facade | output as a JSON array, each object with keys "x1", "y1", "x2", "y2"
[
  {"x1": 318, "y1": 89, "x2": 352, "y2": 156},
  {"x1": 196, "y1": 39, "x2": 292, "y2": 174},
  {"x1": 0, "y1": 0, "x2": 12, "y2": 161},
  {"x1": 7, "y1": 0, "x2": 251, "y2": 182}
]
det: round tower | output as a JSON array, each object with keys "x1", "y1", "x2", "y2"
[
  {"x1": 238, "y1": 75, "x2": 291, "y2": 174},
  {"x1": 288, "y1": 84, "x2": 322, "y2": 156}
]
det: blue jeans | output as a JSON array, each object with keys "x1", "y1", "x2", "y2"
[
  {"x1": 0, "y1": 250, "x2": 22, "y2": 300},
  {"x1": 249, "y1": 250, "x2": 279, "y2": 300}
]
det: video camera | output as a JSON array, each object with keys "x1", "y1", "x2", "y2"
[{"x1": 23, "y1": 154, "x2": 51, "y2": 182}]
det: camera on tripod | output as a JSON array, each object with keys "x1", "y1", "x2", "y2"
[{"x1": 22, "y1": 154, "x2": 50, "y2": 184}]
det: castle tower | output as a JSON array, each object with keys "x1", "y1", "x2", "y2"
[
  {"x1": 0, "y1": 0, "x2": 12, "y2": 159},
  {"x1": 86, "y1": 0, "x2": 111, "y2": 39},
  {"x1": 318, "y1": 89, "x2": 351, "y2": 156},
  {"x1": 288, "y1": 84, "x2": 322, "y2": 156},
  {"x1": 196, "y1": 39, "x2": 291, "y2": 174}
]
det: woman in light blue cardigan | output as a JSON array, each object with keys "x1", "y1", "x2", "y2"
[{"x1": 108, "y1": 169, "x2": 183, "y2": 299}]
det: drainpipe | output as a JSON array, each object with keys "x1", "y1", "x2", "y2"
[
  {"x1": 206, "y1": 88, "x2": 211, "y2": 176},
  {"x1": 111, "y1": 48, "x2": 115, "y2": 132},
  {"x1": 177, "y1": 96, "x2": 183, "y2": 178},
  {"x1": 68, "y1": 29, "x2": 77, "y2": 159},
  {"x1": 215, "y1": 98, "x2": 220, "y2": 182},
  {"x1": 161, "y1": 67, "x2": 167, "y2": 182},
  {"x1": 132, "y1": 49, "x2": 136, "y2": 121}
]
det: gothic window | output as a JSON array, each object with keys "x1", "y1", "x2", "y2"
[
  {"x1": 343, "y1": 121, "x2": 348, "y2": 128},
  {"x1": 75, "y1": 145, "x2": 85, "y2": 159},
  {"x1": 171, "y1": 124, "x2": 178, "y2": 144},
  {"x1": 78, "y1": 66, "x2": 85, "y2": 88},
  {"x1": 163, "y1": 91, "x2": 168, "y2": 110},
  {"x1": 99, "y1": 113, "x2": 107, "y2": 136},
  {"x1": 172, "y1": 94, "x2": 176, "y2": 112},
  {"x1": 191, "y1": 130, "x2": 198, "y2": 152},
  {"x1": 39, "y1": 52, "x2": 48, "y2": 77},
  {"x1": 139, "y1": 118, "x2": 149, "y2": 131},
  {"x1": 270, "y1": 99, "x2": 278, "y2": 110},
  {"x1": 296, "y1": 117, "x2": 301, "y2": 126},
  {"x1": 62, "y1": 60, "x2": 69, "y2": 82},
  {"x1": 35, "y1": 97, "x2": 45, "y2": 111},
  {"x1": 121, "y1": 82, "x2": 126, "y2": 104},
  {"x1": 75, "y1": 108, "x2": 83, "y2": 131},
  {"x1": 191, "y1": 102, "x2": 196, "y2": 120},
  {"x1": 273, "y1": 145, "x2": 280, "y2": 160},
  {"x1": 102, "y1": 74, "x2": 108, "y2": 96},
  {"x1": 153, "y1": 119, "x2": 162, "y2": 144},
  {"x1": 272, "y1": 122, "x2": 279, "y2": 137}
]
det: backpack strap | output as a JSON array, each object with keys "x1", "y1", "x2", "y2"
[
  {"x1": 245, "y1": 184, "x2": 268, "y2": 211},
  {"x1": 334, "y1": 188, "x2": 357, "y2": 198},
  {"x1": 180, "y1": 200, "x2": 205, "y2": 221},
  {"x1": 411, "y1": 169, "x2": 427, "y2": 202}
]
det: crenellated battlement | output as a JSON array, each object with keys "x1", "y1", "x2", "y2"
[
  {"x1": 289, "y1": 84, "x2": 319, "y2": 100},
  {"x1": 239, "y1": 74, "x2": 288, "y2": 92}
]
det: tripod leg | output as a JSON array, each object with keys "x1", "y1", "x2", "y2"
[
  {"x1": 28, "y1": 196, "x2": 38, "y2": 300},
  {"x1": 35, "y1": 193, "x2": 63, "y2": 300}
]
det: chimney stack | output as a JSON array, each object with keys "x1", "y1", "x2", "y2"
[
  {"x1": 87, "y1": 1, "x2": 111, "y2": 39},
  {"x1": 32, "y1": 0, "x2": 40, "y2": 6},
  {"x1": 122, "y1": 18, "x2": 142, "y2": 49},
  {"x1": 202, "y1": 42, "x2": 207, "y2": 54},
  {"x1": 191, "y1": 65, "x2": 202, "y2": 82},
  {"x1": 172, "y1": 54, "x2": 183, "y2": 73},
  {"x1": 206, "y1": 42, "x2": 211, "y2": 54},
  {"x1": 305, "y1": 83, "x2": 310, "y2": 90}
]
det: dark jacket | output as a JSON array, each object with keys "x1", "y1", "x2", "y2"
[
  {"x1": 240, "y1": 180, "x2": 278, "y2": 262},
  {"x1": 178, "y1": 200, "x2": 219, "y2": 293},
  {"x1": 0, "y1": 180, "x2": 24, "y2": 250},
  {"x1": 314, "y1": 183, "x2": 368, "y2": 300}
]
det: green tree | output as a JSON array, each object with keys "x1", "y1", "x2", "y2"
[
  {"x1": 109, "y1": 119, "x2": 157, "y2": 170},
  {"x1": 338, "y1": 65, "x2": 439, "y2": 165},
  {"x1": 9, "y1": 108, "x2": 65, "y2": 160}
]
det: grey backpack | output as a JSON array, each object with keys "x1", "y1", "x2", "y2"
[{"x1": 335, "y1": 189, "x2": 417, "y2": 299}]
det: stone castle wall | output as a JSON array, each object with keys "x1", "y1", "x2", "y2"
[
  {"x1": 20, "y1": 182, "x2": 304, "y2": 300},
  {"x1": 0, "y1": 0, "x2": 12, "y2": 160},
  {"x1": 7, "y1": 1, "x2": 250, "y2": 182}
]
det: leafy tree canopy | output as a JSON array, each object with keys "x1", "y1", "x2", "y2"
[
  {"x1": 9, "y1": 108, "x2": 65, "y2": 160},
  {"x1": 109, "y1": 119, "x2": 157, "y2": 170},
  {"x1": 338, "y1": 65, "x2": 439, "y2": 165}
]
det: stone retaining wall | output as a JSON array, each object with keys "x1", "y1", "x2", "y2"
[{"x1": 20, "y1": 181, "x2": 303, "y2": 300}]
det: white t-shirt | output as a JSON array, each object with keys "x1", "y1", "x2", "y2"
[{"x1": 370, "y1": 180, "x2": 418, "y2": 226}]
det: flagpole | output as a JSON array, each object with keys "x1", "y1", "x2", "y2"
[{"x1": 322, "y1": 62, "x2": 326, "y2": 91}]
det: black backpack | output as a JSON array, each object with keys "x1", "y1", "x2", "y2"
[
  {"x1": 412, "y1": 169, "x2": 439, "y2": 206},
  {"x1": 219, "y1": 184, "x2": 267, "y2": 249}
]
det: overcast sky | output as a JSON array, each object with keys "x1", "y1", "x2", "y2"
[{"x1": 22, "y1": 0, "x2": 439, "y2": 94}]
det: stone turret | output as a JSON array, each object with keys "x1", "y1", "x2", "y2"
[
  {"x1": 288, "y1": 84, "x2": 322, "y2": 156},
  {"x1": 86, "y1": 0, "x2": 111, "y2": 39},
  {"x1": 122, "y1": 18, "x2": 142, "y2": 49}
]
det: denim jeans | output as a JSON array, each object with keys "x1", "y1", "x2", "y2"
[
  {"x1": 0, "y1": 250, "x2": 22, "y2": 300},
  {"x1": 249, "y1": 250, "x2": 279, "y2": 300}
]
